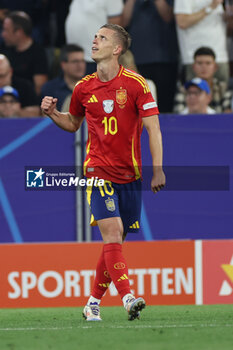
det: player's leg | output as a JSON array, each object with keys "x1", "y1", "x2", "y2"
[
  {"x1": 117, "y1": 179, "x2": 146, "y2": 320},
  {"x1": 98, "y1": 215, "x2": 145, "y2": 321},
  {"x1": 98, "y1": 216, "x2": 131, "y2": 298},
  {"x1": 83, "y1": 246, "x2": 112, "y2": 321},
  {"x1": 83, "y1": 180, "x2": 144, "y2": 321},
  {"x1": 90, "y1": 247, "x2": 112, "y2": 299},
  {"x1": 84, "y1": 228, "x2": 129, "y2": 320},
  {"x1": 83, "y1": 181, "x2": 119, "y2": 321}
]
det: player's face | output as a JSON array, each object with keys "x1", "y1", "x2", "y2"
[
  {"x1": 62, "y1": 51, "x2": 86, "y2": 80},
  {"x1": 186, "y1": 86, "x2": 210, "y2": 113},
  {"x1": 2, "y1": 18, "x2": 18, "y2": 47},
  {"x1": 193, "y1": 55, "x2": 217, "y2": 80},
  {"x1": 91, "y1": 28, "x2": 118, "y2": 62}
]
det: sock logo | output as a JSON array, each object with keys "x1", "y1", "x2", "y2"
[
  {"x1": 104, "y1": 270, "x2": 111, "y2": 278},
  {"x1": 98, "y1": 282, "x2": 110, "y2": 288},
  {"x1": 117, "y1": 274, "x2": 128, "y2": 282},
  {"x1": 114, "y1": 262, "x2": 126, "y2": 270}
]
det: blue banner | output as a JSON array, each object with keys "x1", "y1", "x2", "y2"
[
  {"x1": 1, "y1": 114, "x2": 233, "y2": 243},
  {"x1": 93, "y1": 114, "x2": 233, "y2": 241},
  {"x1": 0, "y1": 118, "x2": 76, "y2": 243}
]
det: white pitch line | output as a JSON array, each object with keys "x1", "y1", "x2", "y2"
[{"x1": 0, "y1": 324, "x2": 233, "y2": 331}]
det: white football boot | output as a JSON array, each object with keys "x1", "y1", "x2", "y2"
[
  {"x1": 82, "y1": 302, "x2": 102, "y2": 321},
  {"x1": 124, "y1": 295, "x2": 146, "y2": 321}
]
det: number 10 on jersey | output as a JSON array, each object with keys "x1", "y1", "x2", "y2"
[{"x1": 102, "y1": 116, "x2": 118, "y2": 135}]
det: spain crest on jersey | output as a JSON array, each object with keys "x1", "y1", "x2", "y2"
[
  {"x1": 116, "y1": 89, "x2": 127, "y2": 105},
  {"x1": 105, "y1": 197, "x2": 115, "y2": 212}
]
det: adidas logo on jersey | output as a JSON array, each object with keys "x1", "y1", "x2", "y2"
[
  {"x1": 88, "y1": 95, "x2": 98, "y2": 103},
  {"x1": 129, "y1": 221, "x2": 140, "y2": 229}
]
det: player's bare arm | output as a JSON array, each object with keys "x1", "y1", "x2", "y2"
[
  {"x1": 142, "y1": 115, "x2": 166, "y2": 193},
  {"x1": 41, "y1": 96, "x2": 84, "y2": 133}
]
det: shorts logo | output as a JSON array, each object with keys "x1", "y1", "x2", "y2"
[
  {"x1": 116, "y1": 88, "x2": 127, "y2": 107},
  {"x1": 105, "y1": 198, "x2": 115, "y2": 212},
  {"x1": 114, "y1": 262, "x2": 126, "y2": 270},
  {"x1": 103, "y1": 100, "x2": 114, "y2": 114},
  {"x1": 104, "y1": 270, "x2": 111, "y2": 278}
]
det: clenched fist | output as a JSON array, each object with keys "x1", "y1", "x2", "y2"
[{"x1": 41, "y1": 96, "x2": 58, "y2": 116}]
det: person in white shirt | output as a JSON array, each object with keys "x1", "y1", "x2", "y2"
[
  {"x1": 181, "y1": 77, "x2": 216, "y2": 114},
  {"x1": 174, "y1": 0, "x2": 229, "y2": 84},
  {"x1": 65, "y1": 0, "x2": 124, "y2": 75}
]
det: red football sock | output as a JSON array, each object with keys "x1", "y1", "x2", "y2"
[
  {"x1": 103, "y1": 243, "x2": 131, "y2": 299},
  {"x1": 91, "y1": 247, "x2": 112, "y2": 300}
]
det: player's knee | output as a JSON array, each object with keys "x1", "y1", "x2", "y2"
[
  {"x1": 104, "y1": 233, "x2": 122, "y2": 244},
  {"x1": 98, "y1": 217, "x2": 124, "y2": 244},
  {"x1": 102, "y1": 230, "x2": 122, "y2": 244}
]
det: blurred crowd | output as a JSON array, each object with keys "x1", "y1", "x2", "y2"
[{"x1": 0, "y1": 0, "x2": 232, "y2": 117}]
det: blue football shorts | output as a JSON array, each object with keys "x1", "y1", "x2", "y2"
[{"x1": 86, "y1": 178, "x2": 142, "y2": 233}]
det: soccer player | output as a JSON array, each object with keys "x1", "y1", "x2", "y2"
[{"x1": 41, "y1": 24, "x2": 165, "y2": 321}]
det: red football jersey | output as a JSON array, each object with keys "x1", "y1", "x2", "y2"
[{"x1": 69, "y1": 65, "x2": 159, "y2": 183}]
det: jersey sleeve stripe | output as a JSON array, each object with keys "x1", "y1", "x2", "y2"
[
  {"x1": 122, "y1": 71, "x2": 150, "y2": 94},
  {"x1": 76, "y1": 73, "x2": 97, "y2": 86},
  {"x1": 131, "y1": 137, "x2": 141, "y2": 180},
  {"x1": 123, "y1": 68, "x2": 147, "y2": 86},
  {"x1": 82, "y1": 73, "x2": 97, "y2": 81},
  {"x1": 118, "y1": 65, "x2": 124, "y2": 77},
  {"x1": 83, "y1": 157, "x2": 91, "y2": 176},
  {"x1": 86, "y1": 134, "x2": 91, "y2": 154},
  {"x1": 75, "y1": 80, "x2": 84, "y2": 87}
]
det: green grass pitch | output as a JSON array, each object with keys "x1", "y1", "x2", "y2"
[{"x1": 0, "y1": 305, "x2": 233, "y2": 350}]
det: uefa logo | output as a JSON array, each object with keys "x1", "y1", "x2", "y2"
[{"x1": 26, "y1": 168, "x2": 45, "y2": 188}]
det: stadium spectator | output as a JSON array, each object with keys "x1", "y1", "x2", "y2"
[
  {"x1": 1, "y1": 11, "x2": 49, "y2": 95},
  {"x1": 122, "y1": 0, "x2": 179, "y2": 113},
  {"x1": 181, "y1": 77, "x2": 216, "y2": 114},
  {"x1": 41, "y1": 23, "x2": 165, "y2": 321},
  {"x1": 119, "y1": 49, "x2": 157, "y2": 101},
  {"x1": 0, "y1": 0, "x2": 50, "y2": 45},
  {"x1": 65, "y1": 0, "x2": 124, "y2": 75},
  {"x1": 174, "y1": 0, "x2": 229, "y2": 84},
  {"x1": 0, "y1": 85, "x2": 21, "y2": 118},
  {"x1": 0, "y1": 54, "x2": 40, "y2": 117},
  {"x1": 173, "y1": 47, "x2": 232, "y2": 114},
  {"x1": 41, "y1": 44, "x2": 86, "y2": 111},
  {"x1": 225, "y1": 0, "x2": 233, "y2": 88}
]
